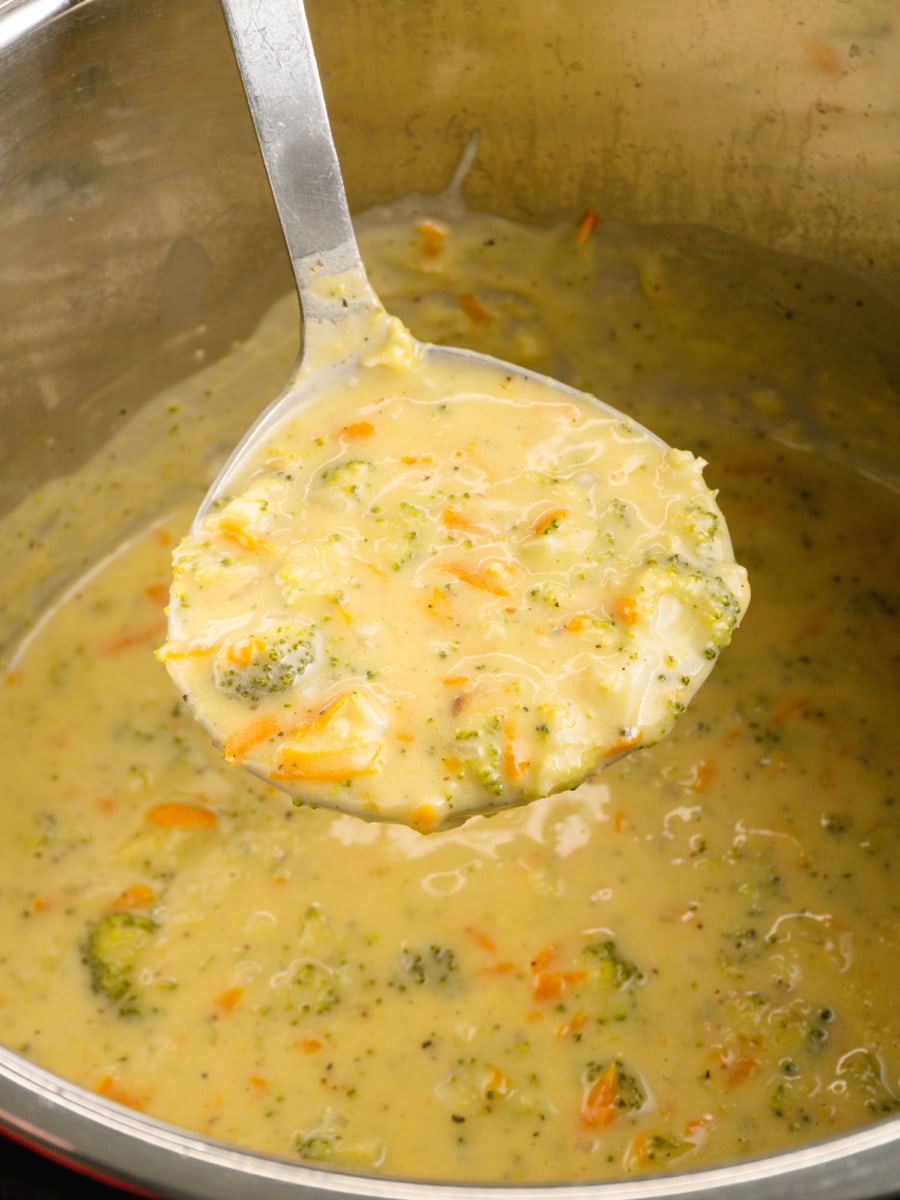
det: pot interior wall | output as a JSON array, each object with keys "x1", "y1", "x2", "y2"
[{"x1": 1, "y1": 0, "x2": 897, "y2": 519}]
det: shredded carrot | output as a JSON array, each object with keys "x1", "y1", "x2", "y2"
[
  {"x1": 441, "y1": 507, "x2": 498, "y2": 539},
  {"x1": 274, "y1": 742, "x2": 383, "y2": 782},
  {"x1": 225, "y1": 635, "x2": 267, "y2": 668},
  {"x1": 575, "y1": 208, "x2": 601, "y2": 244},
  {"x1": 623, "y1": 1131, "x2": 649, "y2": 1169},
  {"x1": 771, "y1": 697, "x2": 809, "y2": 725},
  {"x1": 709, "y1": 1046, "x2": 761, "y2": 1088},
  {"x1": 580, "y1": 1061, "x2": 620, "y2": 1128},
  {"x1": 213, "y1": 514, "x2": 275, "y2": 553},
  {"x1": 480, "y1": 1065, "x2": 512, "y2": 1100},
  {"x1": 154, "y1": 638, "x2": 219, "y2": 662},
  {"x1": 442, "y1": 673, "x2": 470, "y2": 688},
  {"x1": 603, "y1": 731, "x2": 643, "y2": 762},
  {"x1": 556, "y1": 1010, "x2": 588, "y2": 1039},
  {"x1": 248, "y1": 1075, "x2": 267, "y2": 1090},
  {"x1": 410, "y1": 802, "x2": 439, "y2": 833},
  {"x1": 297, "y1": 1035, "x2": 325, "y2": 1054},
  {"x1": 457, "y1": 292, "x2": 491, "y2": 326},
  {"x1": 95, "y1": 1073, "x2": 144, "y2": 1111},
  {"x1": 612, "y1": 595, "x2": 641, "y2": 626},
  {"x1": 532, "y1": 969, "x2": 587, "y2": 1002},
  {"x1": 154, "y1": 528, "x2": 174, "y2": 547},
  {"x1": 532, "y1": 507, "x2": 568, "y2": 536},
  {"x1": 530, "y1": 945, "x2": 558, "y2": 972},
  {"x1": 463, "y1": 926, "x2": 497, "y2": 953},
  {"x1": 144, "y1": 582, "x2": 170, "y2": 607},
  {"x1": 340, "y1": 420, "x2": 375, "y2": 442},
  {"x1": 147, "y1": 801, "x2": 217, "y2": 830},
  {"x1": 3, "y1": 669, "x2": 24, "y2": 687},
  {"x1": 101, "y1": 621, "x2": 167, "y2": 655},
  {"x1": 684, "y1": 1115, "x2": 715, "y2": 1143},
  {"x1": 563, "y1": 612, "x2": 595, "y2": 633},
  {"x1": 726, "y1": 1055, "x2": 761, "y2": 1087},
  {"x1": 438, "y1": 560, "x2": 510, "y2": 597},
  {"x1": 501, "y1": 718, "x2": 530, "y2": 780},
  {"x1": 108, "y1": 884, "x2": 155, "y2": 912},
  {"x1": 473, "y1": 960, "x2": 518, "y2": 978},
  {"x1": 416, "y1": 218, "x2": 449, "y2": 259},
  {"x1": 801, "y1": 35, "x2": 847, "y2": 77},
  {"x1": 215, "y1": 985, "x2": 243, "y2": 1013},
  {"x1": 224, "y1": 713, "x2": 280, "y2": 763},
  {"x1": 685, "y1": 758, "x2": 717, "y2": 792}
]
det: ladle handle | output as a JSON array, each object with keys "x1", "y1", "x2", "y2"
[{"x1": 219, "y1": 0, "x2": 368, "y2": 309}]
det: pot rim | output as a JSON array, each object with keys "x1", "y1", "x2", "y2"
[
  {"x1": 0, "y1": 1, "x2": 897, "y2": 1197},
  {"x1": 2, "y1": 1044, "x2": 898, "y2": 1200}
]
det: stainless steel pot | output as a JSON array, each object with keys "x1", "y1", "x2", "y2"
[{"x1": 0, "y1": 0, "x2": 897, "y2": 1196}]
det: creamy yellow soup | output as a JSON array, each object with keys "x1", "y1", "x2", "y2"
[
  {"x1": 0, "y1": 197, "x2": 897, "y2": 1184},
  {"x1": 160, "y1": 298, "x2": 748, "y2": 830}
]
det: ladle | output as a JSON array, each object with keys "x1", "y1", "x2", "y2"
[
  {"x1": 162, "y1": 0, "x2": 749, "y2": 831},
  {"x1": 200, "y1": 0, "x2": 670, "y2": 514}
]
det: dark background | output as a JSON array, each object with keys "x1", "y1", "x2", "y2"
[{"x1": 0, "y1": 1141, "x2": 143, "y2": 1200}]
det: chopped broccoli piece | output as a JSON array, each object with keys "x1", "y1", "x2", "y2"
[
  {"x1": 394, "y1": 943, "x2": 459, "y2": 989},
  {"x1": 81, "y1": 911, "x2": 157, "y2": 1016},
  {"x1": 583, "y1": 939, "x2": 644, "y2": 989},
  {"x1": 213, "y1": 624, "x2": 315, "y2": 701},
  {"x1": 296, "y1": 1109, "x2": 384, "y2": 1166},
  {"x1": 318, "y1": 459, "x2": 374, "y2": 500},
  {"x1": 454, "y1": 719, "x2": 503, "y2": 795}
]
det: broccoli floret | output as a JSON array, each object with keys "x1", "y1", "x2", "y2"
[
  {"x1": 81, "y1": 911, "x2": 157, "y2": 1016},
  {"x1": 454, "y1": 720, "x2": 503, "y2": 795},
  {"x1": 583, "y1": 939, "x2": 644, "y2": 989},
  {"x1": 213, "y1": 624, "x2": 315, "y2": 701},
  {"x1": 394, "y1": 943, "x2": 459, "y2": 989},
  {"x1": 318, "y1": 459, "x2": 374, "y2": 499}
]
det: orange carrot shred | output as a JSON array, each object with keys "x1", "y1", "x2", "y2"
[
  {"x1": 480, "y1": 1065, "x2": 512, "y2": 1100},
  {"x1": 225, "y1": 635, "x2": 266, "y2": 668},
  {"x1": 108, "y1": 884, "x2": 155, "y2": 912},
  {"x1": 563, "y1": 612, "x2": 595, "y2": 633},
  {"x1": 224, "y1": 713, "x2": 280, "y2": 763},
  {"x1": 416, "y1": 218, "x2": 449, "y2": 259},
  {"x1": 532, "y1": 969, "x2": 587, "y2": 1001},
  {"x1": 502, "y1": 718, "x2": 530, "y2": 780},
  {"x1": 612, "y1": 595, "x2": 640, "y2": 626},
  {"x1": 95, "y1": 1073, "x2": 145, "y2": 1111},
  {"x1": 273, "y1": 742, "x2": 383, "y2": 782},
  {"x1": 144, "y1": 583, "x2": 170, "y2": 607},
  {"x1": 340, "y1": 420, "x2": 375, "y2": 441},
  {"x1": 215, "y1": 985, "x2": 243, "y2": 1013},
  {"x1": 556, "y1": 1010, "x2": 588, "y2": 1039},
  {"x1": 575, "y1": 208, "x2": 601, "y2": 244},
  {"x1": 102, "y1": 622, "x2": 168, "y2": 655},
  {"x1": 298, "y1": 1035, "x2": 325, "y2": 1054},
  {"x1": 457, "y1": 292, "x2": 491, "y2": 326},
  {"x1": 464, "y1": 926, "x2": 497, "y2": 953},
  {"x1": 438, "y1": 560, "x2": 510, "y2": 597},
  {"x1": 580, "y1": 1061, "x2": 619, "y2": 1127},
  {"x1": 148, "y1": 802, "x2": 217, "y2": 830},
  {"x1": 410, "y1": 802, "x2": 439, "y2": 833},
  {"x1": 532, "y1": 507, "x2": 568, "y2": 535}
]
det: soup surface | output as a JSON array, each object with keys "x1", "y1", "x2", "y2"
[{"x1": 0, "y1": 195, "x2": 897, "y2": 1183}]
